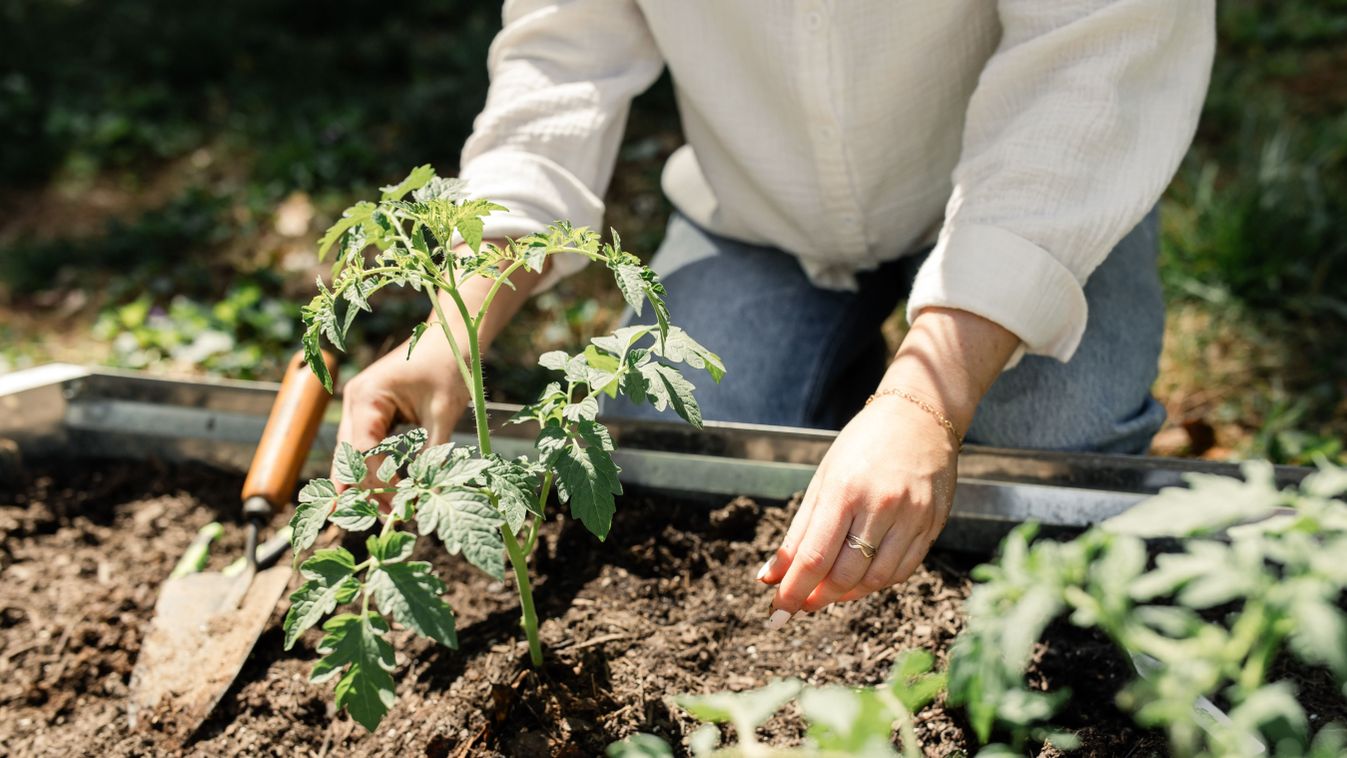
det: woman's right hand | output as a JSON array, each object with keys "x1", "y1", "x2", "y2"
[{"x1": 332, "y1": 324, "x2": 471, "y2": 487}]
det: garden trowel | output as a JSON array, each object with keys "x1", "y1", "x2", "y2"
[{"x1": 128, "y1": 350, "x2": 337, "y2": 740}]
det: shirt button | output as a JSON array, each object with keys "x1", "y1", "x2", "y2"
[
  {"x1": 805, "y1": 11, "x2": 824, "y2": 31},
  {"x1": 818, "y1": 125, "x2": 836, "y2": 141}
]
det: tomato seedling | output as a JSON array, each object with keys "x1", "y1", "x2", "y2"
[{"x1": 281, "y1": 166, "x2": 724, "y2": 730}]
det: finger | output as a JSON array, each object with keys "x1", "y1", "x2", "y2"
[
  {"x1": 890, "y1": 530, "x2": 938, "y2": 586},
  {"x1": 805, "y1": 512, "x2": 902, "y2": 610},
  {"x1": 333, "y1": 385, "x2": 397, "y2": 491},
  {"x1": 769, "y1": 492, "x2": 851, "y2": 621},
  {"x1": 836, "y1": 521, "x2": 920, "y2": 603},
  {"x1": 757, "y1": 469, "x2": 823, "y2": 585}
]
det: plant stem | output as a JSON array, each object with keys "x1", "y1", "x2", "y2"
[
  {"x1": 503, "y1": 526, "x2": 544, "y2": 666},
  {"x1": 443, "y1": 272, "x2": 545, "y2": 666},
  {"x1": 426, "y1": 289, "x2": 475, "y2": 399}
]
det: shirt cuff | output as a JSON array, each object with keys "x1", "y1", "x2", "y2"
[
  {"x1": 905, "y1": 224, "x2": 1088, "y2": 366},
  {"x1": 458, "y1": 149, "x2": 601, "y2": 293}
]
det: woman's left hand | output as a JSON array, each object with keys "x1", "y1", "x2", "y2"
[
  {"x1": 754, "y1": 391, "x2": 958, "y2": 625},
  {"x1": 755, "y1": 306, "x2": 1020, "y2": 628}
]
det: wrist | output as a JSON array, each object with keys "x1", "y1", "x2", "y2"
[{"x1": 879, "y1": 307, "x2": 1019, "y2": 432}]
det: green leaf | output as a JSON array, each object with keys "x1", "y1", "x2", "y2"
[
  {"x1": 562, "y1": 395, "x2": 600, "y2": 423},
  {"x1": 612, "y1": 262, "x2": 648, "y2": 316},
  {"x1": 318, "y1": 202, "x2": 376, "y2": 261},
  {"x1": 283, "y1": 547, "x2": 359, "y2": 650},
  {"x1": 639, "y1": 362, "x2": 702, "y2": 427},
  {"x1": 302, "y1": 323, "x2": 334, "y2": 392},
  {"x1": 687, "y1": 725, "x2": 720, "y2": 757},
  {"x1": 605, "y1": 733, "x2": 675, "y2": 758},
  {"x1": 677, "y1": 678, "x2": 802, "y2": 734},
  {"x1": 456, "y1": 212, "x2": 485, "y2": 254},
  {"x1": 799, "y1": 686, "x2": 897, "y2": 757},
  {"x1": 415, "y1": 486, "x2": 506, "y2": 580},
  {"x1": 368, "y1": 560, "x2": 458, "y2": 648},
  {"x1": 406, "y1": 322, "x2": 427, "y2": 360},
  {"x1": 291, "y1": 479, "x2": 339, "y2": 553},
  {"x1": 379, "y1": 164, "x2": 436, "y2": 201},
  {"x1": 330, "y1": 490, "x2": 379, "y2": 532},
  {"x1": 376, "y1": 456, "x2": 399, "y2": 483},
  {"x1": 550, "y1": 421, "x2": 622, "y2": 540},
  {"x1": 485, "y1": 457, "x2": 543, "y2": 532},
  {"x1": 310, "y1": 612, "x2": 397, "y2": 732},
  {"x1": 365, "y1": 428, "x2": 428, "y2": 470},
  {"x1": 651, "y1": 326, "x2": 725, "y2": 383},
  {"x1": 1289, "y1": 593, "x2": 1347, "y2": 678},
  {"x1": 333, "y1": 441, "x2": 369, "y2": 485},
  {"x1": 1103, "y1": 463, "x2": 1283, "y2": 538},
  {"x1": 371, "y1": 531, "x2": 417, "y2": 563}
]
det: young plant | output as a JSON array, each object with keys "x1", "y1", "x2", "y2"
[
  {"x1": 607, "y1": 651, "x2": 946, "y2": 758},
  {"x1": 947, "y1": 459, "x2": 1347, "y2": 757},
  {"x1": 280, "y1": 166, "x2": 724, "y2": 730}
]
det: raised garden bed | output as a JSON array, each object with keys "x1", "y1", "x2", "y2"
[{"x1": 0, "y1": 460, "x2": 1178, "y2": 757}]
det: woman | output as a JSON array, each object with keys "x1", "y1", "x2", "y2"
[{"x1": 334, "y1": 1, "x2": 1214, "y2": 630}]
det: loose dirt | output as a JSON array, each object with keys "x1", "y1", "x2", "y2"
[{"x1": 0, "y1": 461, "x2": 1202, "y2": 756}]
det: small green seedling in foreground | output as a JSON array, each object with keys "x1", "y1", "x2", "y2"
[
  {"x1": 607, "y1": 651, "x2": 946, "y2": 758},
  {"x1": 949, "y1": 459, "x2": 1347, "y2": 757},
  {"x1": 281, "y1": 166, "x2": 724, "y2": 730}
]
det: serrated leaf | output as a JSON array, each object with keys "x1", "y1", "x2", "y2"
[
  {"x1": 415, "y1": 486, "x2": 506, "y2": 580},
  {"x1": 486, "y1": 458, "x2": 542, "y2": 532},
  {"x1": 310, "y1": 612, "x2": 397, "y2": 732},
  {"x1": 333, "y1": 441, "x2": 369, "y2": 485},
  {"x1": 302, "y1": 324, "x2": 334, "y2": 392},
  {"x1": 368, "y1": 560, "x2": 458, "y2": 648},
  {"x1": 291, "y1": 479, "x2": 340, "y2": 553},
  {"x1": 380, "y1": 164, "x2": 436, "y2": 201},
  {"x1": 562, "y1": 395, "x2": 600, "y2": 423},
  {"x1": 1103, "y1": 467, "x2": 1283, "y2": 538},
  {"x1": 456, "y1": 212, "x2": 485, "y2": 255},
  {"x1": 318, "y1": 202, "x2": 376, "y2": 261},
  {"x1": 612, "y1": 262, "x2": 648, "y2": 316},
  {"x1": 639, "y1": 362, "x2": 702, "y2": 427},
  {"x1": 677, "y1": 678, "x2": 802, "y2": 733},
  {"x1": 283, "y1": 547, "x2": 359, "y2": 649},
  {"x1": 651, "y1": 326, "x2": 724, "y2": 383},
  {"x1": 800, "y1": 686, "x2": 897, "y2": 757},
  {"x1": 330, "y1": 490, "x2": 379, "y2": 531},
  {"x1": 371, "y1": 530, "x2": 417, "y2": 563},
  {"x1": 1289, "y1": 593, "x2": 1347, "y2": 677},
  {"x1": 551, "y1": 421, "x2": 622, "y2": 540},
  {"x1": 376, "y1": 456, "x2": 399, "y2": 483},
  {"x1": 406, "y1": 322, "x2": 428, "y2": 360}
]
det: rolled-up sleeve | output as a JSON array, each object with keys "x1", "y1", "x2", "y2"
[
  {"x1": 906, "y1": 0, "x2": 1214, "y2": 364},
  {"x1": 459, "y1": 0, "x2": 664, "y2": 290}
]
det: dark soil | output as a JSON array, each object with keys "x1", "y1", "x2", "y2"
[{"x1": 0, "y1": 460, "x2": 1296, "y2": 757}]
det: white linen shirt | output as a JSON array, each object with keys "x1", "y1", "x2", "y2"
[{"x1": 459, "y1": 0, "x2": 1214, "y2": 364}]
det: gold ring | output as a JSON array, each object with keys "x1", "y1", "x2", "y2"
[{"x1": 845, "y1": 533, "x2": 877, "y2": 559}]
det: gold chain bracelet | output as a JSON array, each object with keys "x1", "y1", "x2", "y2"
[{"x1": 865, "y1": 389, "x2": 964, "y2": 450}]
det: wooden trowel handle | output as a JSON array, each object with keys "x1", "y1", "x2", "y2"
[{"x1": 241, "y1": 350, "x2": 338, "y2": 515}]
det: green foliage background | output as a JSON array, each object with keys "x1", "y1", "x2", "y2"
[{"x1": 0, "y1": 0, "x2": 1343, "y2": 461}]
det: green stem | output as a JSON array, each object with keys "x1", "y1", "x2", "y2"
[
  {"x1": 443, "y1": 268, "x2": 545, "y2": 665},
  {"x1": 426, "y1": 289, "x2": 475, "y2": 408},
  {"x1": 503, "y1": 526, "x2": 544, "y2": 666},
  {"x1": 441, "y1": 285, "x2": 492, "y2": 455}
]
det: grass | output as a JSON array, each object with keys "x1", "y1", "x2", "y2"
[{"x1": 0, "y1": 0, "x2": 1343, "y2": 462}]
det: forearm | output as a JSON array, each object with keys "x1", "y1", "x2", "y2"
[{"x1": 879, "y1": 307, "x2": 1019, "y2": 435}]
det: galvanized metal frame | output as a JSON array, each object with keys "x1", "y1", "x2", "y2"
[{"x1": 0, "y1": 364, "x2": 1311, "y2": 552}]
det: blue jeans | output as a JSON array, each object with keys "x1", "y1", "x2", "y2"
[{"x1": 606, "y1": 212, "x2": 1166, "y2": 454}]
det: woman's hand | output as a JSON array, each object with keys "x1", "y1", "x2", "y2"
[{"x1": 756, "y1": 307, "x2": 1020, "y2": 628}]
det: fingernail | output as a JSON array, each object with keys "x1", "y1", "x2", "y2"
[
  {"x1": 755, "y1": 557, "x2": 775, "y2": 582},
  {"x1": 765, "y1": 609, "x2": 792, "y2": 631}
]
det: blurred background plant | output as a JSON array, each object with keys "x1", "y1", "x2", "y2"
[{"x1": 0, "y1": 0, "x2": 1343, "y2": 463}]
